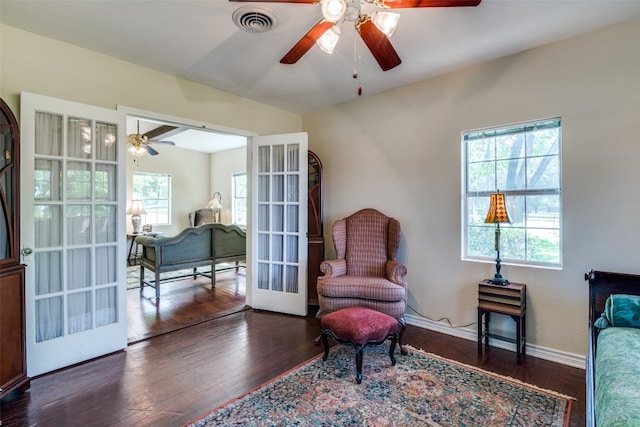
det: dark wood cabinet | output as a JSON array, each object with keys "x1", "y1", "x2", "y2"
[
  {"x1": 308, "y1": 151, "x2": 323, "y2": 306},
  {"x1": 0, "y1": 97, "x2": 30, "y2": 399}
]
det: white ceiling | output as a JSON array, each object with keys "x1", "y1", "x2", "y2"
[
  {"x1": 126, "y1": 117, "x2": 247, "y2": 154},
  {"x1": 2, "y1": 0, "x2": 640, "y2": 116}
]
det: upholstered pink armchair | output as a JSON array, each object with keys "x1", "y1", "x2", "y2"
[{"x1": 317, "y1": 208, "x2": 408, "y2": 351}]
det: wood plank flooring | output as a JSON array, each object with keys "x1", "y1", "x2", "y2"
[{"x1": 1, "y1": 271, "x2": 586, "y2": 427}]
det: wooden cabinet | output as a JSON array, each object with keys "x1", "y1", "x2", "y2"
[
  {"x1": 308, "y1": 151, "x2": 323, "y2": 306},
  {"x1": 0, "y1": 97, "x2": 30, "y2": 398}
]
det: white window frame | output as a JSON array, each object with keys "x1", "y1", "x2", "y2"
[
  {"x1": 232, "y1": 172, "x2": 247, "y2": 227},
  {"x1": 132, "y1": 172, "x2": 171, "y2": 226},
  {"x1": 462, "y1": 117, "x2": 562, "y2": 269}
]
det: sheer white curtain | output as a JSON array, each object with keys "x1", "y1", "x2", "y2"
[{"x1": 33, "y1": 112, "x2": 118, "y2": 342}]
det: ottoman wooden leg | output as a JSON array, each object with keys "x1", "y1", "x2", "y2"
[
  {"x1": 388, "y1": 334, "x2": 398, "y2": 366},
  {"x1": 354, "y1": 345, "x2": 364, "y2": 384},
  {"x1": 321, "y1": 331, "x2": 330, "y2": 361}
]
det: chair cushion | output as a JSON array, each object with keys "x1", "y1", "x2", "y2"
[
  {"x1": 321, "y1": 307, "x2": 399, "y2": 346},
  {"x1": 317, "y1": 275, "x2": 405, "y2": 302}
]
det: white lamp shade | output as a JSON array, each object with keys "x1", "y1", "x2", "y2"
[
  {"x1": 317, "y1": 26, "x2": 341, "y2": 54},
  {"x1": 374, "y1": 12, "x2": 400, "y2": 37},
  {"x1": 321, "y1": 0, "x2": 346, "y2": 22}
]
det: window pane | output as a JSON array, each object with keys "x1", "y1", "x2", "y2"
[
  {"x1": 463, "y1": 118, "x2": 561, "y2": 267},
  {"x1": 132, "y1": 172, "x2": 171, "y2": 226}
]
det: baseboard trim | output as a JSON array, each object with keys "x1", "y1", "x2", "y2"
[{"x1": 406, "y1": 314, "x2": 586, "y2": 370}]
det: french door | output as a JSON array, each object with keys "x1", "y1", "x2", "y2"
[
  {"x1": 250, "y1": 133, "x2": 308, "y2": 316},
  {"x1": 20, "y1": 92, "x2": 127, "y2": 376}
]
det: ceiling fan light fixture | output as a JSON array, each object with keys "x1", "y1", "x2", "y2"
[
  {"x1": 316, "y1": 25, "x2": 341, "y2": 54},
  {"x1": 321, "y1": 0, "x2": 346, "y2": 23},
  {"x1": 373, "y1": 11, "x2": 400, "y2": 37},
  {"x1": 128, "y1": 144, "x2": 148, "y2": 157}
]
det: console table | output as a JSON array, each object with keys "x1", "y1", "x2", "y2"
[{"x1": 477, "y1": 280, "x2": 527, "y2": 364}]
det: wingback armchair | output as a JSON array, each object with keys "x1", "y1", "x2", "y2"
[{"x1": 317, "y1": 208, "x2": 408, "y2": 350}]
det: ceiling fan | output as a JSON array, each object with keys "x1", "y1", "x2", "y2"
[
  {"x1": 230, "y1": 0, "x2": 481, "y2": 71},
  {"x1": 127, "y1": 122, "x2": 177, "y2": 157}
]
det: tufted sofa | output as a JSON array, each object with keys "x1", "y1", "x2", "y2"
[{"x1": 135, "y1": 223, "x2": 246, "y2": 298}]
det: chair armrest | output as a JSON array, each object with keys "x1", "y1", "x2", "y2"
[
  {"x1": 320, "y1": 259, "x2": 347, "y2": 277},
  {"x1": 386, "y1": 260, "x2": 407, "y2": 285}
]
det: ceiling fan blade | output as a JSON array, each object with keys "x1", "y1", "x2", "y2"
[
  {"x1": 144, "y1": 145, "x2": 159, "y2": 156},
  {"x1": 149, "y1": 140, "x2": 176, "y2": 146},
  {"x1": 382, "y1": 0, "x2": 481, "y2": 8},
  {"x1": 280, "y1": 21, "x2": 333, "y2": 65},
  {"x1": 229, "y1": 0, "x2": 317, "y2": 3},
  {"x1": 144, "y1": 124, "x2": 178, "y2": 140},
  {"x1": 358, "y1": 20, "x2": 401, "y2": 71}
]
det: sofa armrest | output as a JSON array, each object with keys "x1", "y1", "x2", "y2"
[
  {"x1": 386, "y1": 260, "x2": 407, "y2": 285},
  {"x1": 320, "y1": 259, "x2": 347, "y2": 277}
]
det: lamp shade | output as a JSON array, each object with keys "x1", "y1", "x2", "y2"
[
  {"x1": 484, "y1": 192, "x2": 510, "y2": 224},
  {"x1": 207, "y1": 192, "x2": 223, "y2": 210},
  {"x1": 127, "y1": 199, "x2": 147, "y2": 216}
]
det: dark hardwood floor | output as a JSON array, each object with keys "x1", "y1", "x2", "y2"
[{"x1": 1, "y1": 272, "x2": 586, "y2": 427}]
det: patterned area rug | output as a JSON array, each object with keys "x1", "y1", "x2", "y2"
[{"x1": 186, "y1": 344, "x2": 573, "y2": 427}]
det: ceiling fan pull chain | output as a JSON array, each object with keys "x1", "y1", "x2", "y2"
[{"x1": 353, "y1": 33, "x2": 362, "y2": 96}]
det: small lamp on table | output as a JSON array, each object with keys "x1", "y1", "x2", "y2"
[
  {"x1": 485, "y1": 191, "x2": 511, "y2": 285},
  {"x1": 127, "y1": 199, "x2": 147, "y2": 234}
]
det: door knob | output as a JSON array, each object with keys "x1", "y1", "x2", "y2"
[{"x1": 21, "y1": 247, "x2": 33, "y2": 258}]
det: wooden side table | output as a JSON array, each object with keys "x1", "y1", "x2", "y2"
[{"x1": 477, "y1": 280, "x2": 527, "y2": 364}]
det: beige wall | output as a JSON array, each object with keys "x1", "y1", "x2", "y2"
[
  {"x1": 303, "y1": 18, "x2": 640, "y2": 359},
  {"x1": 0, "y1": 24, "x2": 301, "y2": 136}
]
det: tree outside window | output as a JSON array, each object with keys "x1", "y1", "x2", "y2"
[{"x1": 132, "y1": 172, "x2": 171, "y2": 226}]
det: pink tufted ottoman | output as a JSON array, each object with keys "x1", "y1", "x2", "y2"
[{"x1": 320, "y1": 306, "x2": 400, "y2": 384}]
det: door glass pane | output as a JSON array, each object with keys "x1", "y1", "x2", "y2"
[
  {"x1": 287, "y1": 205, "x2": 298, "y2": 233},
  {"x1": 258, "y1": 204, "x2": 269, "y2": 232},
  {"x1": 258, "y1": 146, "x2": 270, "y2": 173},
  {"x1": 272, "y1": 205, "x2": 283, "y2": 232},
  {"x1": 271, "y1": 264, "x2": 283, "y2": 291},
  {"x1": 272, "y1": 234, "x2": 283, "y2": 262},
  {"x1": 287, "y1": 175, "x2": 298, "y2": 202},
  {"x1": 67, "y1": 248, "x2": 91, "y2": 290},
  {"x1": 286, "y1": 265, "x2": 298, "y2": 293},
  {"x1": 272, "y1": 145, "x2": 284, "y2": 172},
  {"x1": 258, "y1": 176, "x2": 269, "y2": 202},
  {"x1": 67, "y1": 205, "x2": 91, "y2": 245},
  {"x1": 95, "y1": 164, "x2": 116, "y2": 201},
  {"x1": 95, "y1": 205, "x2": 116, "y2": 243},
  {"x1": 35, "y1": 159, "x2": 62, "y2": 201},
  {"x1": 67, "y1": 117, "x2": 92, "y2": 159},
  {"x1": 258, "y1": 233, "x2": 269, "y2": 260},
  {"x1": 36, "y1": 296, "x2": 64, "y2": 342},
  {"x1": 287, "y1": 144, "x2": 299, "y2": 172},
  {"x1": 67, "y1": 161, "x2": 92, "y2": 200},
  {"x1": 35, "y1": 251, "x2": 63, "y2": 295},
  {"x1": 96, "y1": 286, "x2": 117, "y2": 327},
  {"x1": 35, "y1": 205, "x2": 62, "y2": 248},
  {"x1": 96, "y1": 246, "x2": 116, "y2": 285},
  {"x1": 286, "y1": 235, "x2": 298, "y2": 263},
  {"x1": 257, "y1": 262, "x2": 269, "y2": 290},
  {"x1": 35, "y1": 112, "x2": 63, "y2": 156},
  {"x1": 95, "y1": 122, "x2": 117, "y2": 161},
  {"x1": 68, "y1": 291, "x2": 92, "y2": 334},
  {"x1": 272, "y1": 175, "x2": 283, "y2": 202}
]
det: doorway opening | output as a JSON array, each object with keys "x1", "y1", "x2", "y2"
[{"x1": 122, "y1": 111, "x2": 251, "y2": 343}]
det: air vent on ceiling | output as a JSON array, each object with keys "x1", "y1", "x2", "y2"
[{"x1": 232, "y1": 7, "x2": 278, "y2": 33}]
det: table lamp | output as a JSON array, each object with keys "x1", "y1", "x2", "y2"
[
  {"x1": 127, "y1": 199, "x2": 147, "y2": 234},
  {"x1": 484, "y1": 191, "x2": 511, "y2": 285}
]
